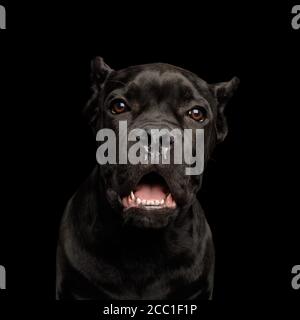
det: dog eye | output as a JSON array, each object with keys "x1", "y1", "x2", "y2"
[
  {"x1": 187, "y1": 106, "x2": 207, "y2": 122},
  {"x1": 110, "y1": 99, "x2": 130, "y2": 114}
]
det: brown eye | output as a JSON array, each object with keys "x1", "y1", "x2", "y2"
[
  {"x1": 187, "y1": 106, "x2": 207, "y2": 122},
  {"x1": 110, "y1": 99, "x2": 130, "y2": 114}
]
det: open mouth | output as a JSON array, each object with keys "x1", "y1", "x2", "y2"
[{"x1": 122, "y1": 172, "x2": 177, "y2": 210}]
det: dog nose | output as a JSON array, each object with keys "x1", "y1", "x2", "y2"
[{"x1": 144, "y1": 128, "x2": 175, "y2": 148}]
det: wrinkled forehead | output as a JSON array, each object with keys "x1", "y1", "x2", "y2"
[{"x1": 103, "y1": 65, "x2": 214, "y2": 105}]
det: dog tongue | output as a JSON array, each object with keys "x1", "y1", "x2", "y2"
[{"x1": 135, "y1": 184, "x2": 167, "y2": 200}]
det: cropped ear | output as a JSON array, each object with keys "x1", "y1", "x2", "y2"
[
  {"x1": 90, "y1": 56, "x2": 113, "y2": 88},
  {"x1": 210, "y1": 77, "x2": 240, "y2": 142},
  {"x1": 83, "y1": 57, "x2": 114, "y2": 130}
]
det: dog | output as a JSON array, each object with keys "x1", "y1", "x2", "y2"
[{"x1": 56, "y1": 57, "x2": 239, "y2": 300}]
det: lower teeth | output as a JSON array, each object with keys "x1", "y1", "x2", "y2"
[{"x1": 145, "y1": 205, "x2": 161, "y2": 206}]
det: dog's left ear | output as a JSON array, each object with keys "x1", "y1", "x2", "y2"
[
  {"x1": 210, "y1": 76, "x2": 240, "y2": 142},
  {"x1": 83, "y1": 57, "x2": 114, "y2": 130}
]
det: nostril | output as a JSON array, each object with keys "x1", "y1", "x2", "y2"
[
  {"x1": 169, "y1": 135, "x2": 175, "y2": 145},
  {"x1": 159, "y1": 136, "x2": 163, "y2": 146},
  {"x1": 147, "y1": 131, "x2": 152, "y2": 147}
]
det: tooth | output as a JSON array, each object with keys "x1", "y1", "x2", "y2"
[
  {"x1": 166, "y1": 194, "x2": 173, "y2": 208},
  {"x1": 165, "y1": 194, "x2": 176, "y2": 208},
  {"x1": 137, "y1": 198, "x2": 142, "y2": 205},
  {"x1": 128, "y1": 195, "x2": 134, "y2": 205},
  {"x1": 160, "y1": 199, "x2": 165, "y2": 205},
  {"x1": 154, "y1": 200, "x2": 160, "y2": 205},
  {"x1": 142, "y1": 199, "x2": 147, "y2": 205},
  {"x1": 130, "y1": 191, "x2": 135, "y2": 200}
]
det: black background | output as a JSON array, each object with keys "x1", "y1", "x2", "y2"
[{"x1": 0, "y1": 0, "x2": 299, "y2": 317}]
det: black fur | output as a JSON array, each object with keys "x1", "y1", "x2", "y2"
[{"x1": 56, "y1": 57, "x2": 239, "y2": 300}]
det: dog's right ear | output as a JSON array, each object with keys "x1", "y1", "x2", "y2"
[
  {"x1": 83, "y1": 57, "x2": 113, "y2": 130},
  {"x1": 90, "y1": 56, "x2": 113, "y2": 88}
]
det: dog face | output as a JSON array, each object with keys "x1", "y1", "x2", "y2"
[{"x1": 84, "y1": 57, "x2": 239, "y2": 228}]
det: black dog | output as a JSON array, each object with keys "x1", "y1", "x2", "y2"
[{"x1": 56, "y1": 57, "x2": 239, "y2": 300}]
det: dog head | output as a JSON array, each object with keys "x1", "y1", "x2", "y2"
[{"x1": 84, "y1": 57, "x2": 239, "y2": 228}]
